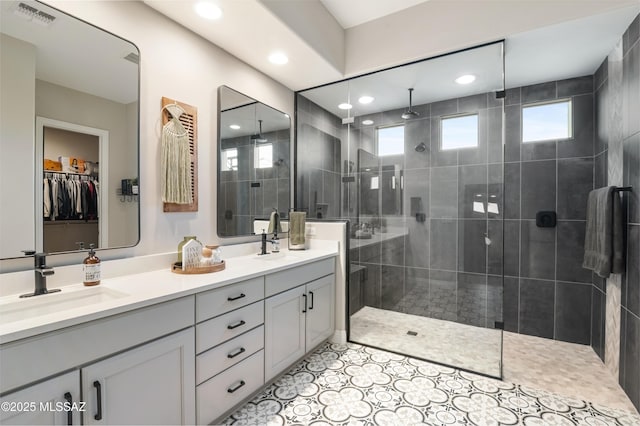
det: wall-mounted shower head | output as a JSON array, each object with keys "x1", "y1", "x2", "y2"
[
  {"x1": 401, "y1": 88, "x2": 419, "y2": 120},
  {"x1": 415, "y1": 142, "x2": 427, "y2": 152}
]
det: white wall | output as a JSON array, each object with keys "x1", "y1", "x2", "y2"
[
  {"x1": 0, "y1": 0, "x2": 293, "y2": 271},
  {"x1": 0, "y1": 34, "x2": 36, "y2": 259}
]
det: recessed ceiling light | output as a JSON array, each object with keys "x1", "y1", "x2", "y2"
[
  {"x1": 338, "y1": 103, "x2": 352, "y2": 110},
  {"x1": 362, "y1": 119, "x2": 374, "y2": 125},
  {"x1": 194, "y1": 2, "x2": 222, "y2": 20},
  {"x1": 268, "y1": 51, "x2": 288, "y2": 65},
  {"x1": 358, "y1": 96, "x2": 374, "y2": 104},
  {"x1": 229, "y1": 124, "x2": 240, "y2": 130},
  {"x1": 455, "y1": 74, "x2": 476, "y2": 85}
]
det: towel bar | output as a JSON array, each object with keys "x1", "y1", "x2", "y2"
[{"x1": 613, "y1": 186, "x2": 632, "y2": 192}]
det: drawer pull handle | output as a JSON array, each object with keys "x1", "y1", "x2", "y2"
[
  {"x1": 227, "y1": 347, "x2": 246, "y2": 359},
  {"x1": 64, "y1": 392, "x2": 73, "y2": 425},
  {"x1": 309, "y1": 291, "x2": 314, "y2": 310},
  {"x1": 93, "y1": 381, "x2": 102, "y2": 421},
  {"x1": 227, "y1": 293, "x2": 246, "y2": 301},
  {"x1": 302, "y1": 294, "x2": 307, "y2": 313},
  {"x1": 227, "y1": 320, "x2": 246, "y2": 330},
  {"x1": 227, "y1": 380, "x2": 246, "y2": 394}
]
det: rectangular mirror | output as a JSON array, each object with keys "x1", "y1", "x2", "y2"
[
  {"x1": 217, "y1": 86, "x2": 290, "y2": 237},
  {"x1": 0, "y1": 0, "x2": 140, "y2": 259}
]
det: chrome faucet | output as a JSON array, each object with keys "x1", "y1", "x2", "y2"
[{"x1": 20, "y1": 253, "x2": 60, "y2": 298}]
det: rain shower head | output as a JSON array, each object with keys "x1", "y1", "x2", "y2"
[
  {"x1": 401, "y1": 88, "x2": 419, "y2": 120},
  {"x1": 251, "y1": 119, "x2": 268, "y2": 143},
  {"x1": 415, "y1": 142, "x2": 427, "y2": 152}
]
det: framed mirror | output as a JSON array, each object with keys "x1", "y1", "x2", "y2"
[
  {"x1": 217, "y1": 86, "x2": 291, "y2": 237},
  {"x1": 0, "y1": 0, "x2": 140, "y2": 259}
]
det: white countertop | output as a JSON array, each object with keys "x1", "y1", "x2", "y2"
[{"x1": 0, "y1": 246, "x2": 338, "y2": 344}]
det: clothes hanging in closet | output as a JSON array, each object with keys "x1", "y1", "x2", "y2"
[{"x1": 43, "y1": 174, "x2": 99, "y2": 221}]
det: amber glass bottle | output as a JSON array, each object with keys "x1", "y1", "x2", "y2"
[{"x1": 83, "y1": 244, "x2": 101, "y2": 286}]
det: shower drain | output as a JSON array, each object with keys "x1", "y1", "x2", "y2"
[{"x1": 407, "y1": 331, "x2": 418, "y2": 336}]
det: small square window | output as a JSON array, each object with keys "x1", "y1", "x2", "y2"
[
  {"x1": 441, "y1": 114, "x2": 478, "y2": 150},
  {"x1": 221, "y1": 148, "x2": 238, "y2": 171},
  {"x1": 254, "y1": 144, "x2": 273, "y2": 168},
  {"x1": 522, "y1": 99, "x2": 572, "y2": 143},
  {"x1": 377, "y1": 125, "x2": 405, "y2": 156}
]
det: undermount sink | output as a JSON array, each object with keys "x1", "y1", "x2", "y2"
[
  {"x1": 255, "y1": 251, "x2": 302, "y2": 261},
  {"x1": 0, "y1": 286, "x2": 129, "y2": 324}
]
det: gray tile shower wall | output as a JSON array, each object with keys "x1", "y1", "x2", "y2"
[
  {"x1": 595, "y1": 13, "x2": 640, "y2": 412},
  {"x1": 298, "y1": 77, "x2": 597, "y2": 343},
  {"x1": 219, "y1": 130, "x2": 290, "y2": 236},
  {"x1": 503, "y1": 76, "x2": 596, "y2": 346},
  {"x1": 295, "y1": 95, "x2": 342, "y2": 220}
]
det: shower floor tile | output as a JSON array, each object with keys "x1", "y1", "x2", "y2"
[
  {"x1": 224, "y1": 341, "x2": 640, "y2": 425},
  {"x1": 350, "y1": 306, "x2": 503, "y2": 377}
]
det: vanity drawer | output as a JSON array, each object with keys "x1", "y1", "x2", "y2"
[
  {"x1": 265, "y1": 257, "x2": 335, "y2": 297},
  {"x1": 196, "y1": 301, "x2": 264, "y2": 353},
  {"x1": 196, "y1": 325, "x2": 264, "y2": 384},
  {"x1": 197, "y1": 349, "x2": 264, "y2": 425},
  {"x1": 196, "y1": 276, "x2": 264, "y2": 323}
]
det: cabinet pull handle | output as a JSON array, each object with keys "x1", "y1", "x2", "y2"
[
  {"x1": 302, "y1": 294, "x2": 307, "y2": 313},
  {"x1": 227, "y1": 320, "x2": 246, "y2": 330},
  {"x1": 227, "y1": 293, "x2": 246, "y2": 301},
  {"x1": 93, "y1": 381, "x2": 102, "y2": 421},
  {"x1": 309, "y1": 291, "x2": 314, "y2": 310},
  {"x1": 227, "y1": 380, "x2": 246, "y2": 393},
  {"x1": 227, "y1": 347, "x2": 246, "y2": 359},
  {"x1": 64, "y1": 392, "x2": 73, "y2": 425}
]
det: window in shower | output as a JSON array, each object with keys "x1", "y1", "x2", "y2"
[
  {"x1": 377, "y1": 125, "x2": 405, "y2": 156},
  {"x1": 441, "y1": 113, "x2": 479, "y2": 150},
  {"x1": 522, "y1": 99, "x2": 572, "y2": 142},
  {"x1": 254, "y1": 143, "x2": 273, "y2": 168},
  {"x1": 221, "y1": 148, "x2": 238, "y2": 171}
]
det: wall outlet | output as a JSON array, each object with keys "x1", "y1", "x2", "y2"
[{"x1": 307, "y1": 226, "x2": 316, "y2": 236}]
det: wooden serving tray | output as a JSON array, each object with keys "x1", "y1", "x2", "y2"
[{"x1": 171, "y1": 260, "x2": 225, "y2": 274}]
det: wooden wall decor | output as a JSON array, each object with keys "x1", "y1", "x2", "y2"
[{"x1": 161, "y1": 96, "x2": 198, "y2": 212}]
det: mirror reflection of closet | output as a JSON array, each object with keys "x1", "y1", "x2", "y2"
[{"x1": 36, "y1": 118, "x2": 108, "y2": 253}]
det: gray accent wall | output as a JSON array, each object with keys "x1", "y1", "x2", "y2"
[
  {"x1": 594, "y1": 13, "x2": 640, "y2": 412},
  {"x1": 501, "y1": 76, "x2": 596, "y2": 345},
  {"x1": 218, "y1": 130, "x2": 290, "y2": 236}
]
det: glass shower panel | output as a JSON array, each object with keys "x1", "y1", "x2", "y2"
[{"x1": 296, "y1": 42, "x2": 505, "y2": 378}]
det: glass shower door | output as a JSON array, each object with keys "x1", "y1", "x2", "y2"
[{"x1": 296, "y1": 42, "x2": 505, "y2": 378}]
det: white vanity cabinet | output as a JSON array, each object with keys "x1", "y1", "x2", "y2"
[
  {"x1": 194, "y1": 277, "x2": 266, "y2": 425},
  {"x1": 0, "y1": 252, "x2": 338, "y2": 426},
  {"x1": 82, "y1": 328, "x2": 195, "y2": 425},
  {"x1": 264, "y1": 258, "x2": 335, "y2": 382},
  {"x1": 0, "y1": 371, "x2": 81, "y2": 425},
  {"x1": 0, "y1": 296, "x2": 196, "y2": 426}
]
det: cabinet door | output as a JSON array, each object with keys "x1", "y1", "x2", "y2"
[
  {"x1": 0, "y1": 371, "x2": 80, "y2": 425},
  {"x1": 264, "y1": 285, "x2": 306, "y2": 382},
  {"x1": 305, "y1": 274, "x2": 335, "y2": 350},
  {"x1": 82, "y1": 328, "x2": 195, "y2": 425}
]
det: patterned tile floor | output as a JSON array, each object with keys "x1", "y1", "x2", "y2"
[{"x1": 225, "y1": 342, "x2": 640, "y2": 425}]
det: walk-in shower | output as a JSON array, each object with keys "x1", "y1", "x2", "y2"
[
  {"x1": 293, "y1": 8, "x2": 640, "y2": 413},
  {"x1": 296, "y1": 42, "x2": 506, "y2": 377}
]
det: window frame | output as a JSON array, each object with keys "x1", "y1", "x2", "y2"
[
  {"x1": 376, "y1": 124, "x2": 405, "y2": 157},
  {"x1": 521, "y1": 98, "x2": 573, "y2": 143},
  {"x1": 440, "y1": 112, "x2": 480, "y2": 151}
]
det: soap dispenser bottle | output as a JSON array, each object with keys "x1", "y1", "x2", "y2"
[{"x1": 83, "y1": 244, "x2": 101, "y2": 286}]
